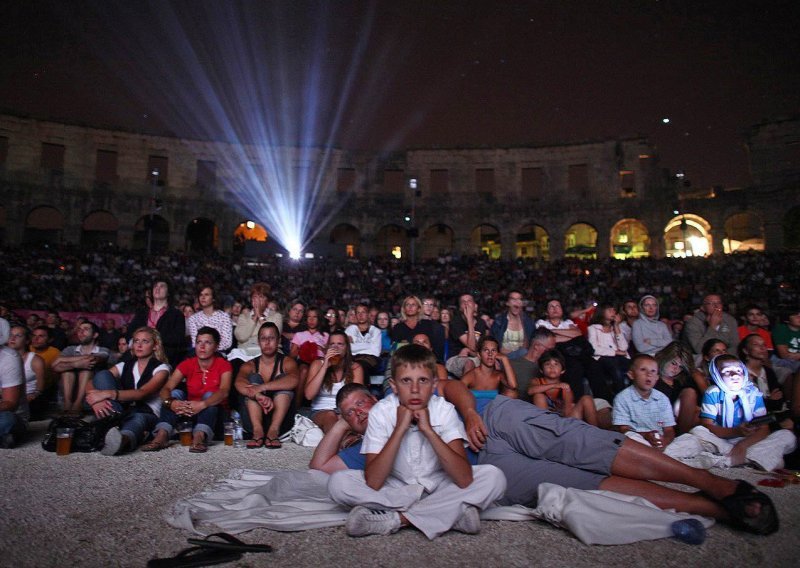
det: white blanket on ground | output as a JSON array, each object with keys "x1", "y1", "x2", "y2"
[{"x1": 166, "y1": 469, "x2": 714, "y2": 545}]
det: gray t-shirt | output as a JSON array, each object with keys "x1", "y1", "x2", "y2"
[{"x1": 509, "y1": 357, "x2": 540, "y2": 403}]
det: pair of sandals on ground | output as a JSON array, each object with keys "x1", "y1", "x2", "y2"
[{"x1": 246, "y1": 435, "x2": 282, "y2": 449}]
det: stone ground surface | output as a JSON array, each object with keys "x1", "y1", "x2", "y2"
[{"x1": 1, "y1": 420, "x2": 798, "y2": 568}]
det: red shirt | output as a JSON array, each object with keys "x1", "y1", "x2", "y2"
[
  {"x1": 737, "y1": 326, "x2": 774, "y2": 350},
  {"x1": 176, "y1": 356, "x2": 232, "y2": 401}
]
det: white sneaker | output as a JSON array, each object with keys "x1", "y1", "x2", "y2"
[
  {"x1": 452, "y1": 505, "x2": 481, "y2": 534},
  {"x1": 101, "y1": 427, "x2": 123, "y2": 456},
  {"x1": 345, "y1": 506, "x2": 401, "y2": 537}
]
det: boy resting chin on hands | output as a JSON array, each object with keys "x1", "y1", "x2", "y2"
[{"x1": 328, "y1": 344, "x2": 506, "y2": 539}]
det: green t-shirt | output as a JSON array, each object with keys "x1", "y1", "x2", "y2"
[{"x1": 773, "y1": 324, "x2": 800, "y2": 354}]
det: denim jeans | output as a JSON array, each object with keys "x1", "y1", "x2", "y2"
[
  {"x1": 92, "y1": 370, "x2": 158, "y2": 449},
  {"x1": 155, "y1": 390, "x2": 217, "y2": 441},
  {"x1": 0, "y1": 410, "x2": 25, "y2": 441}
]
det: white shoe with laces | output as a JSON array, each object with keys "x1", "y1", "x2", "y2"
[
  {"x1": 452, "y1": 505, "x2": 481, "y2": 534},
  {"x1": 345, "y1": 506, "x2": 401, "y2": 537}
]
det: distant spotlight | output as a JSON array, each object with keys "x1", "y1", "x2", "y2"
[
  {"x1": 404, "y1": 215, "x2": 411, "y2": 222},
  {"x1": 676, "y1": 170, "x2": 685, "y2": 179},
  {"x1": 304, "y1": 252, "x2": 315, "y2": 259},
  {"x1": 673, "y1": 210, "x2": 680, "y2": 215},
  {"x1": 409, "y1": 178, "x2": 418, "y2": 190},
  {"x1": 151, "y1": 168, "x2": 160, "y2": 176},
  {"x1": 289, "y1": 249, "x2": 302, "y2": 260},
  {"x1": 662, "y1": 118, "x2": 670, "y2": 124},
  {"x1": 246, "y1": 220, "x2": 255, "y2": 230}
]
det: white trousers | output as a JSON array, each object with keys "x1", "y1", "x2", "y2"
[
  {"x1": 328, "y1": 465, "x2": 507, "y2": 539},
  {"x1": 665, "y1": 425, "x2": 796, "y2": 471}
]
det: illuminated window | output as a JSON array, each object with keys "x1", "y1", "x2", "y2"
[
  {"x1": 391, "y1": 246, "x2": 402, "y2": 259},
  {"x1": 346, "y1": 244, "x2": 355, "y2": 258}
]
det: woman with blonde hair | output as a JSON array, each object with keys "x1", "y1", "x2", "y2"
[
  {"x1": 85, "y1": 327, "x2": 171, "y2": 455},
  {"x1": 390, "y1": 295, "x2": 445, "y2": 360}
]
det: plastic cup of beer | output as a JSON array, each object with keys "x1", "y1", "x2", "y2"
[
  {"x1": 56, "y1": 428, "x2": 75, "y2": 456},
  {"x1": 329, "y1": 351, "x2": 342, "y2": 366},
  {"x1": 223, "y1": 422, "x2": 235, "y2": 446},
  {"x1": 178, "y1": 421, "x2": 193, "y2": 446}
]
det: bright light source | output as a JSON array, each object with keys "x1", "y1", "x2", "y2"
[
  {"x1": 289, "y1": 250, "x2": 301, "y2": 260},
  {"x1": 662, "y1": 118, "x2": 670, "y2": 124},
  {"x1": 151, "y1": 168, "x2": 160, "y2": 176},
  {"x1": 675, "y1": 241, "x2": 684, "y2": 250},
  {"x1": 673, "y1": 210, "x2": 679, "y2": 215},
  {"x1": 304, "y1": 252, "x2": 314, "y2": 259},
  {"x1": 404, "y1": 215, "x2": 411, "y2": 222},
  {"x1": 246, "y1": 220, "x2": 255, "y2": 229},
  {"x1": 409, "y1": 178, "x2": 418, "y2": 190}
]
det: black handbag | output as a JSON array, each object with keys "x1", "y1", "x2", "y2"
[{"x1": 41, "y1": 414, "x2": 123, "y2": 453}]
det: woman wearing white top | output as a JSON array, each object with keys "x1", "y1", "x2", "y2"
[
  {"x1": 587, "y1": 305, "x2": 630, "y2": 397},
  {"x1": 85, "y1": 327, "x2": 170, "y2": 455},
  {"x1": 7, "y1": 325, "x2": 45, "y2": 404},
  {"x1": 305, "y1": 331, "x2": 363, "y2": 433}
]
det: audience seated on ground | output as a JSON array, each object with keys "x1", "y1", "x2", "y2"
[
  {"x1": 0, "y1": 318, "x2": 28, "y2": 448},
  {"x1": 52, "y1": 321, "x2": 110, "y2": 414},
  {"x1": 631, "y1": 295, "x2": 672, "y2": 356},
  {"x1": 305, "y1": 330, "x2": 364, "y2": 433},
  {"x1": 654, "y1": 341, "x2": 700, "y2": 434},
  {"x1": 528, "y1": 349, "x2": 599, "y2": 427},
  {"x1": 461, "y1": 336, "x2": 518, "y2": 406},
  {"x1": 186, "y1": 285, "x2": 233, "y2": 354},
  {"x1": 508, "y1": 327, "x2": 556, "y2": 403},
  {"x1": 235, "y1": 322, "x2": 298, "y2": 449},
  {"x1": 143, "y1": 326, "x2": 232, "y2": 454},
  {"x1": 612, "y1": 353, "x2": 676, "y2": 450},
  {"x1": 86, "y1": 326, "x2": 171, "y2": 456}
]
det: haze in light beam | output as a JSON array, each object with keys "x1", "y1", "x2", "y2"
[{"x1": 82, "y1": 1, "x2": 422, "y2": 254}]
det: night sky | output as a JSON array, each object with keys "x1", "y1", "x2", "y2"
[{"x1": 2, "y1": 1, "x2": 798, "y2": 190}]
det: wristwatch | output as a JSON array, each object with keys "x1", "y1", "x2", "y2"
[{"x1": 163, "y1": 398, "x2": 173, "y2": 409}]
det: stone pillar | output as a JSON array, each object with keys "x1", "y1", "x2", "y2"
[{"x1": 595, "y1": 225, "x2": 610, "y2": 259}]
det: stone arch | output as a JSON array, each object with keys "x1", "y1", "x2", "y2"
[
  {"x1": 564, "y1": 222, "x2": 598, "y2": 259},
  {"x1": 24, "y1": 205, "x2": 64, "y2": 244},
  {"x1": 233, "y1": 220, "x2": 269, "y2": 255},
  {"x1": 420, "y1": 223, "x2": 454, "y2": 259},
  {"x1": 471, "y1": 224, "x2": 501, "y2": 259},
  {"x1": 81, "y1": 210, "x2": 119, "y2": 247},
  {"x1": 664, "y1": 214, "x2": 712, "y2": 257},
  {"x1": 330, "y1": 223, "x2": 361, "y2": 258},
  {"x1": 723, "y1": 212, "x2": 764, "y2": 253},
  {"x1": 133, "y1": 214, "x2": 170, "y2": 252},
  {"x1": 515, "y1": 224, "x2": 550, "y2": 260},
  {"x1": 186, "y1": 217, "x2": 218, "y2": 252},
  {"x1": 784, "y1": 206, "x2": 800, "y2": 250},
  {"x1": 375, "y1": 224, "x2": 409, "y2": 259},
  {"x1": 610, "y1": 218, "x2": 650, "y2": 259}
]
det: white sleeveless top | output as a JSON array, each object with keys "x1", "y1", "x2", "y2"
[
  {"x1": 23, "y1": 352, "x2": 38, "y2": 395},
  {"x1": 311, "y1": 380, "x2": 345, "y2": 412}
]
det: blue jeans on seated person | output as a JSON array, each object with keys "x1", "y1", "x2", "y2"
[
  {"x1": 0, "y1": 410, "x2": 26, "y2": 445},
  {"x1": 92, "y1": 370, "x2": 157, "y2": 450},
  {"x1": 154, "y1": 390, "x2": 217, "y2": 442}
]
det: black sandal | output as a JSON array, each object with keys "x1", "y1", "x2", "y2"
[
  {"x1": 147, "y1": 546, "x2": 242, "y2": 567},
  {"x1": 719, "y1": 480, "x2": 779, "y2": 535},
  {"x1": 187, "y1": 532, "x2": 272, "y2": 553}
]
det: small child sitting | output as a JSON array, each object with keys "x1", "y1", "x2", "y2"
[
  {"x1": 461, "y1": 336, "x2": 518, "y2": 411},
  {"x1": 327, "y1": 344, "x2": 506, "y2": 539},
  {"x1": 612, "y1": 354, "x2": 676, "y2": 450},
  {"x1": 666, "y1": 354, "x2": 796, "y2": 471},
  {"x1": 528, "y1": 349, "x2": 599, "y2": 427}
]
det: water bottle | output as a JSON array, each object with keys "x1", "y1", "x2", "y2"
[
  {"x1": 231, "y1": 410, "x2": 245, "y2": 448},
  {"x1": 652, "y1": 421, "x2": 665, "y2": 449}
]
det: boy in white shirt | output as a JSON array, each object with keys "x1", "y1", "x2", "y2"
[{"x1": 328, "y1": 344, "x2": 506, "y2": 539}]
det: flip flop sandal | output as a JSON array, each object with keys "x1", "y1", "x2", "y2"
[
  {"x1": 188, "y1": 442, "x2": 208, "y2": 453},
  {"x1": 141, "y1": 440, "x2": 169, "y2": 452},
  {"x1": 246, "y1": 437, "x2": 265, "y2": 449},
  {"x1": 147, "y1": 546, "x2": 242, "y2": 567},
  {"x1": 265, "y1": 438, "x2": 282, "y2": 449},
  {"x1": 719, "y1": 480, "x2": 779, "y2": 535},
  {"x1": 187, "y1": 532, "x2": 272, "y2": 553}
]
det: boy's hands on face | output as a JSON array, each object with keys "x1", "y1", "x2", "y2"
[
  {"x1": 396, "y1": 404, "x2": 415, "y2": 431},
  {"x1": 412, "y1": 407, "x2": 432, "y2": 433}
]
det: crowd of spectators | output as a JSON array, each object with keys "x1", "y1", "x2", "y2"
[{"x1": 2, "y1": 245, "x2": 798, "y2": 322}]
